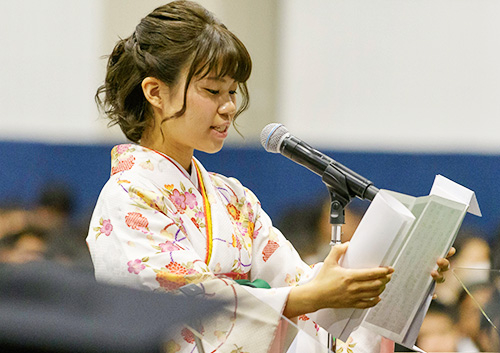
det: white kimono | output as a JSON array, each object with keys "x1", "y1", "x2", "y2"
[{"x1": 86, "y1": 144, "x2": 384, "y2": 353}]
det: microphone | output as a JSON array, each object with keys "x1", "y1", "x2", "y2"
[{"x1": 260, "y1": 123, "x2": 379, "y2": 202}]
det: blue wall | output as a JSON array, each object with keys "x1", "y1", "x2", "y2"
[{"x1": 1, "y1": 141, "x2": 498, "y2": 243}]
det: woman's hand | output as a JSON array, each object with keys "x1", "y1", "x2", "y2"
[
  {"x1": 284, "y1": 243, "x2": 393, "y2": 318},
  {"x1": 431, "y1": 247, "x2": 456, "y2": 284}
]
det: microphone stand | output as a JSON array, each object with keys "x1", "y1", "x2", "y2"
[
  {"x1": 322, "y1": 164, "x2": 353, "y2": 246},
  {"x1": 321, "y1": 163, "x2": 381, "y2": 351},
  {"x1": 321, "y1": 162, "x2": 379, "y2": 245},
  {"x1": 326, "y1": 189, "x2": 349, "y2": 352},
  {"x1": 323, "y1": 165, "x2": 353, "y2": 352},
  {"x1": 328, "y1": 191, "x2": 348, "y2": 247},
  {"x1": 321, "y1": 165, "x2": 353, "y2": 352}
]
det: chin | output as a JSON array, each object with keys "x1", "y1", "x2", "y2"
[{"x1": 200, "y1": 144, "x2": 224, "y2": 155}]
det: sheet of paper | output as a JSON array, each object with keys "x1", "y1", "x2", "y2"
[
  {"x1": 430, "y1": 174, "x2": 481, "y2": 216},
  {"x1": 361, "y1": 197, "x2": 467, "y2": 342},
  {"x1": 313, "y1": 190, "x2": 415, "y2": 341},
  {"x1": 341, "y1": 190, "x2": 416, "y2": 269},
  {"x1": 400, "y1": 283, "x2": 435, "y2": 349}
]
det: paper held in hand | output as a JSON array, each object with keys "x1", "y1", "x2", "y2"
[{"x1": 314, "y1": 175, "x2": 481, "y2": 350}]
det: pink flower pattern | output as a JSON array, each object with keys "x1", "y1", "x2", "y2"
[
  {"x1": 169, "y1": 189, "x2": 186, "y2": 212},
  {"x1": 184, "y1": 192, "x2": 198, "y2": 209},
  {"x1": 100, "y1": 219, "x2": 113, "y2": 236},
  {"x1": 159, "y1": 241, "x2": 181, "y2": 252},
  {"x1": 127, "y1": 259, "x2": 145, "y2": 274},
  {"x1": 115, "y1": 144, "x2": 131, "y2": 154}
]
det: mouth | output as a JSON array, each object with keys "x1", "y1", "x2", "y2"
[{"x1": 211, "y1": 125, "x2": 229, "y2": 133}]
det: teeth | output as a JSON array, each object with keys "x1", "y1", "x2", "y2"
[{"x1": 213, "y1": 126, "x2": 226, "y2": 132}]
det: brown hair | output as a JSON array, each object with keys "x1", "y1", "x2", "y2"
[{"x1": 96, "y1": 0, "x2": 252, "y2": 143}]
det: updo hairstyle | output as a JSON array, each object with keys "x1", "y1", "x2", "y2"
[{"x1": 95, "y1": 0, "x2": 252, "y2": 143}]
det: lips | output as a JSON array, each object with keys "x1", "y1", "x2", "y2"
[{"x1": 211, "y1": 125, "x2": 229, "y2": 133}]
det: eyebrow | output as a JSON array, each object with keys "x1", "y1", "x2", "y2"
[
  {"x1": 199, "y1": 76, "x2": 238, "y2": 86},
  {"x1": 203, "y1": 76, "x2": 227, "y2": 82}
]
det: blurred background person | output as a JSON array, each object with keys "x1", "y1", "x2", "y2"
[
  {"x1": 0, "y1": 181, "x2": 93, "y2": 268},
  {"x1": 0, "y1": 227, "x2": 48, "y2": 264},
  {"x1": 476, "y1": 287, "x2": 500, "y2": 352},
  {"x1": 276, "y1": 196, "x2": 365, "y2": 264},
  {"x1": 415, "y1": 301, "x2": 459, "y2": 352},
  {"x1": 30, "y1": 181, "x2": 75, "y2": 233},
  {"x1": 0, "y1": 225, "x2": 92, "y2": 268},
  {"x1": 433, "y1": 229, "x2": 491, "y2": 307},
  {"x1": 455, "y1": 283, "x2": 494, "y2": 352},
  {"x1": 0, "y1": 205, "x2": 30, "y2": 239}
]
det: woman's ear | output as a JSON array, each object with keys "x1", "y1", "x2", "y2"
[{"x1": 141, "y1": 77, "x2": 167, "y2": 110}]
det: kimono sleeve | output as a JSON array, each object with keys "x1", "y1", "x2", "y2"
[{"x1": 243, "y1": 186, "x2": 316, "y2": 289}]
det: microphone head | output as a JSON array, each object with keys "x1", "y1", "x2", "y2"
[{"x1": 260, "y1": 123, "x2": 290, "y2": 153}]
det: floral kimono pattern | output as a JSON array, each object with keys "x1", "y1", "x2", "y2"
[{"x1": 87, "y1": 144, "x2": 383, "y2": 353}]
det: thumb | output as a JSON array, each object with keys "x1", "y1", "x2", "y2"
[{"x1": 324, "y1": 242, "x2": 349, "y2": 265}]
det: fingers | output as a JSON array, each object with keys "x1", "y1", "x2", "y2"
[
  {"x1": 357, "y1": 278, "x2": 390, "y2": 293},
  {"x1": 431, "y1": 269, "x2": 446, "y2": 283},
  {"x1": 436, "y1": 257, "x2": 451, "y2": 272},
  {"x1": 433, "y1": 256, "x2": 450, "y2": 284},
  {"x1": 352, "y1": 297, "x2": 382, "y2": 309},
  {"x1": 324, "y1": 242, "x2": 349, "y2": 265},
  {"x1": 347, "y1": 266, "x2": 394, "y2": 282},
  {"x1": 446, "y1": 247, "x2": 456, "y2": 259}
]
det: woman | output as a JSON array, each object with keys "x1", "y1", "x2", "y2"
[{"x1": 87, "y1": 2, "x2": 451, "y2": 352}]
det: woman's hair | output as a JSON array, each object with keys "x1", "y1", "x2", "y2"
[{"x1": 96, "y1": 0, "x2": 252, "y2": 142}]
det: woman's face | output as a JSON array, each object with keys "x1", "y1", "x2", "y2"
[{"x1": 151, "y1": 71, "x2": 238, "y2": 162}]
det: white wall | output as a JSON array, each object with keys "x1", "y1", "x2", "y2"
[
  {"x1": 2, "y1": 1, "x2": 499, "y2": 153},
  {"x1": 277, "y1": 0, "x2": 500, "y2": 153},
  {"x1": 0, "y1": 0, "x2": 278, "y2": 145},
  {"x1": 0, "y1": 0, "x2": 106, "y2": 143}
]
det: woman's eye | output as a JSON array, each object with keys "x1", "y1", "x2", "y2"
[{"x1": 205, "y1": 88, "x2": 237, "y2": 95}]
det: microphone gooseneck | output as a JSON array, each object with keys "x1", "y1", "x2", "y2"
[{"x1": 260, "y1": 123, "x2": 379, "y2": 202}]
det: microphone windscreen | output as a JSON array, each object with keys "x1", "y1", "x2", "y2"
[{"x1": 260, "y1": 123, "x2": 289, "y2": 153}]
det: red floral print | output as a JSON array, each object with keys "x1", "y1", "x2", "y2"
[
  {"x1": 181, "y1": 326, "x2": 205, "y2": 344},
  {"x1": 111, "y1": 155, "x2": 135, "y2": 175},
  {"x1": 262, "y1": 240, "x2": 279, "y2": 262},
  {"x1": 166, "y1": 262, "x2": 189, "y2": 274},
  {"x1": 155, "y1": 262, "x2": 198, "y2": 290},
  {"x1": 181, "y1": 327, "x2": 195, "y2": 343},
  {"x1": 125, "y1": 212, "x2": 149, "y2": 230}
]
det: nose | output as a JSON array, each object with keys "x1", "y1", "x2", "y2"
[{"x1": 218, "y1": 97, "x2": 237, "y2": 120}]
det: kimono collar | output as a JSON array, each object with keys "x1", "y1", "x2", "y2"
[{"x1": 165, "y1": 156, "x2": 199, "y2": 191}]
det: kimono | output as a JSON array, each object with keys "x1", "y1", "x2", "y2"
[{"x1": 86, "y1": 144, "x2": 384, "y2": 353}]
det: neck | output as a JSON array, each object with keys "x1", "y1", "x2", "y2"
[{"x1": 140, "y1": 131, "x2": 193, "y2": 173}]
